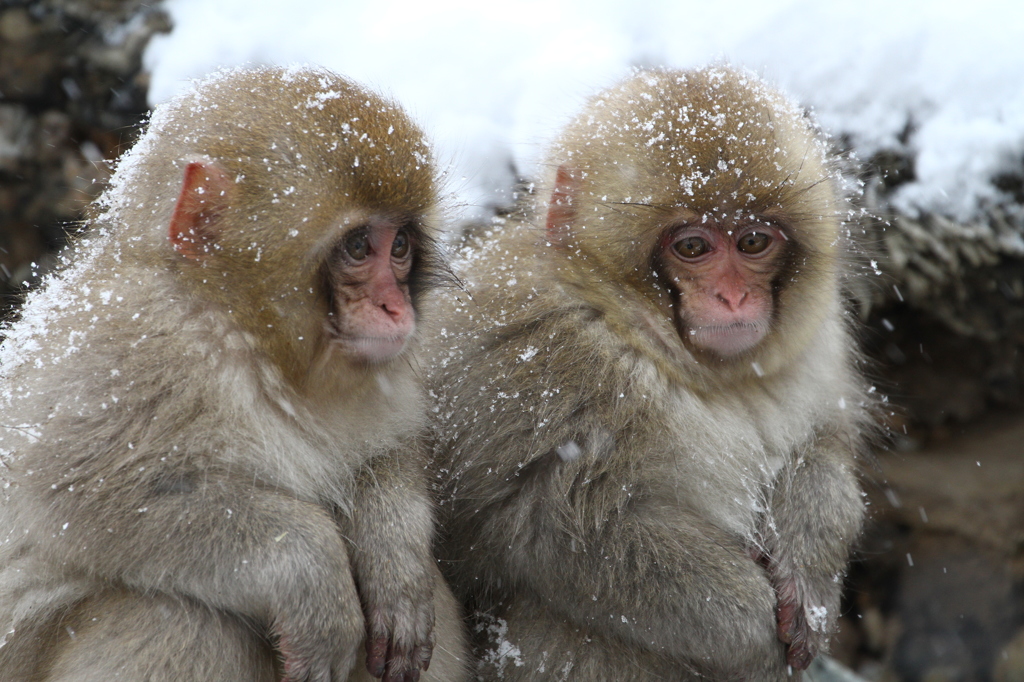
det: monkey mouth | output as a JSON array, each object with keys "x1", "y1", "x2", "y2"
[
  {"x1": 687, "y1": 321, "x2": 768, "y2": 357},
  {"x1": 326, "y1": 324, "x2": 410, "y2": 362},
  {"x1": 355, "y1": 335, "x2": 409, "y2": 359}
]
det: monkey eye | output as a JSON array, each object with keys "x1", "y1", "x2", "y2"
[
  {"x1": 736, "y1": 231, "x2": 771, "y2": 255},
  {"x1": 344, "y1": 232, "x2": 369, "y2": 261},
  {"x1": 391, "y1": 229, "x2": 410, "y2": 259},
  {"x1": 673, "y1": 235, "x2": 711, "y2": 259}
]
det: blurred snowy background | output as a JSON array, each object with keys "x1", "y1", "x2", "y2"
[
  {"x1": 146, "y1": 0, "x2": 1024, "y2": 228},
  {"x1": 2, "y1": 1, "x2": 1024, "y2": 679}
]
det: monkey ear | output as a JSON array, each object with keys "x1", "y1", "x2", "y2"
[
  {"x1": 169, "y1": 160, "x2": 234, "y2": 260},
  {"x1": 546, "y1": 165, "x2": 580, "y2": 246}
]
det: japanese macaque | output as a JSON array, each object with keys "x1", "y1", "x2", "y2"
[
  {"x1": 0, "y1": 66, "x2": 468, "y2": 682},
  {"x1": 426, "y1": 67, "x2": 870, "y2": 680}
]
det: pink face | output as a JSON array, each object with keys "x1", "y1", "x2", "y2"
[
  {"x1": 660, "y1": 220, "x2": 787, "y2": 358},
  {"x1": 325, "y1": 222, "x2": 417, "y2": 363}
]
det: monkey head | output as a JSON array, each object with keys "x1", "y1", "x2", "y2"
[
  {"x1": 101, "y1": 66, "x2": 444, "y2": 386},
  {"x1": 542, "y1": 67, "x2": 845, "y2": 379}
]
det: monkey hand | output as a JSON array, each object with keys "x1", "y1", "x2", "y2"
[
  {"x1": 266, "y1": 540, "x2": 367, "y2": 682},
  {"x1": 364, "y1": 587, "x2": 436, "y2": 682},
  {"x1": 771, "y1": 571, "x2": 835, "y2": 671},
  {"x1": 273, "y1": 589, "x2": 367, "y2": 682}
]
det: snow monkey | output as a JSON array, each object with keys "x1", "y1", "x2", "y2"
[
  {"x1": 426, "y1": 67, "x2": 871, "y2": 681},
  {"x1": 0, "y1": 66, "x2": 468, "y2": 682}
]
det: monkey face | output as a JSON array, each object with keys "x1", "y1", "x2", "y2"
[
  {"x1": 323, "y1": 219, "x2": 419, "y2": 363},
  {"x1": 660, "y1": 218, "x2": 789, "y2": 357}
]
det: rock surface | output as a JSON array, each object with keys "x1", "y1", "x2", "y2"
[
  {"x1": 841, "y1": 415, "x2": 1024, "y2": 681},
  {"x1": 0, "y1": 0, "x2": 169, "y2": 313},
  {"x1": 858, "y1": 148, "x2": 1024, "y2": 432}
]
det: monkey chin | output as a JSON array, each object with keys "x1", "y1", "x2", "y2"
[{"x1": 686, "y1": 321, "x2": 768, "y2": 358}]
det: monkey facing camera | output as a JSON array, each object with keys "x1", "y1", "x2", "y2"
[
  {"x1": 0, "y1": 66, "x2": 467, "y2": 682},
  {"x1": 426, "y1": 67, "x2": 874, "y2": 681}
]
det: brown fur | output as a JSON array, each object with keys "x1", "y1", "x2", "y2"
[
  {"x1": 0, "y1": 66, "x2": 467, "y2": 682},
  {"x1": 425, "y1": 67, "x2": 870, "y2": 681}
]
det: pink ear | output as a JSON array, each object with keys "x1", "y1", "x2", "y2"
[
  {"x1": 168, "y1": 160, "x2": 234, "y2": 260},
  {"x1": 545, "y1": 165, "x2": 579, "y2": 245}
]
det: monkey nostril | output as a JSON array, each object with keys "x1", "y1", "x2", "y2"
[
  {"x1": 716, "y1": 292, "x2": 741, "y2": 311},
  {"x1": 380, "y1": 302, "x2": 404, "y2": 320},
  {"x1": 717, "y1": 292, "x2": 747, "y2": 311}
]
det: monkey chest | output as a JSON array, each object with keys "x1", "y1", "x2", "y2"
[{"x1": 659, "y1": 397, "x2": 791, "y2": 537}]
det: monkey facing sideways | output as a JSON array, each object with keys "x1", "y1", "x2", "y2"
[
  {"x1": 426, "y1": 67, "x2": 871, "y2": 680},
  {"x1": 0, "y1": 66, "x2": 468, "y2": 682}
]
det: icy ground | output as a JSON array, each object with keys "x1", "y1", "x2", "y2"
[{"x1": 145, "y1": 0, "x2": 1024, "y2": 226}]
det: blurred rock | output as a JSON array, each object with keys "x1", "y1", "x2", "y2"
[
  {"x1": 848, "y1": 415, "x2": 1024, "y2": 681},
  {"x1": 0, "y1": 0, "x2": 170, "y2": 316},
  {"x1": 892, "y1": 539, "x2": 1012, "y2": 682},
  {"x1": 995, "y1": 629, "x2": 1024, "y2": 682},
  {"x1": 876, "y1": 417, "x2": 1024, "y2": 553},
  {"x1": 856, "y1": 141, "x2": 1024, "y2": 433}
]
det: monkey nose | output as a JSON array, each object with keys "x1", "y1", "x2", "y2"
[
  {"x1": 376, "y1": 290, "x2": 411, "y2": 323},
  {"x1": 380, "y1": 301, "x2": 403, "y2": 319},
  {"x1": 716, "y1": 290, "x2": 749, "y2": 312}
]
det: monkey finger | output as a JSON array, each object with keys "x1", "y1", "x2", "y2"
[
  {"x1": 383, "y1": 638, "x2": 432, "y2": 682},
  {"x1": 381, "y1": 657, "x2": 417, "y2": 682},
  {"x1": 778, "y1": 602, "x2": 815, "y2": 671},
  {"x1": 366, "y1": 635, "x2": 390, "y2": 678},
  {"x1": 775, "y1": 600, "x2": 799, "y2": 644},
  {"x1": 382, "y1": 637, "x2": 404, "y2": 682},
  {"x1": 786, "y1": 640, "x2": 814, "y2": 671},
  {"x1": 412, "y1": 642, "x2": 433, "y2": 671}
]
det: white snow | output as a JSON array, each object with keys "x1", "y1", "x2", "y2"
[
  {"x1": 146, "y1": 0, "x2": 1024, "y2": 225},
  {"x1": 805, "y1": 604, "x2": 829, "y2": 633},
  {"x1": 474, "y1": 613, "x2": 525, "y2": 676}
]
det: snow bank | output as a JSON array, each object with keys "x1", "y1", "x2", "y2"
[{"x1": 145, "y1": 0, "x2": 1024, "y2": 225}]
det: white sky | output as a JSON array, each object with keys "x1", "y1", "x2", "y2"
[{"x1": 145, "y1": 0, "x2": 1024, "y2": 226}]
